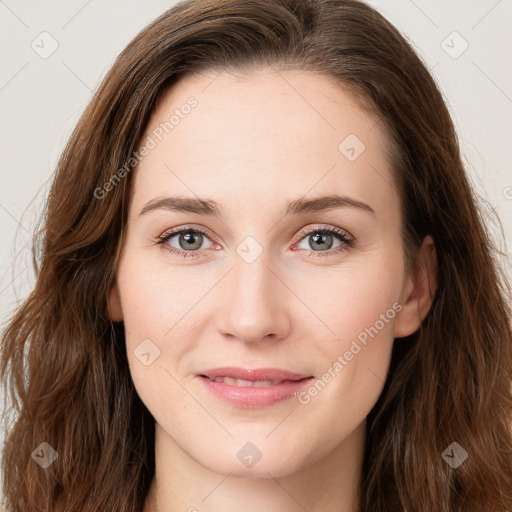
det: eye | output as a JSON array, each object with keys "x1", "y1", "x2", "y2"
[
  {"x1": 293, "y1": 224, "x2": 354, "y2": 258},
  {"x1": 155, "y1": 225, "x2": 217, "y2": 259}
]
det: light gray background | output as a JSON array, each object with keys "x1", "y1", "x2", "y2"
[{"x1": 0, "y1": 0, "x2": 511, "y2": 485}]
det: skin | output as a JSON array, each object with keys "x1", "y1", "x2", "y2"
[{"x1": 108, "y1": 68, "x2": 437, "y2": 512}]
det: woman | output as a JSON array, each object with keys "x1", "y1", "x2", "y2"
[{"x1": 1, "y1": 0, "x2": 511, "y2": 510}]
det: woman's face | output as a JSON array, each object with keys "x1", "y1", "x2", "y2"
[{"x1": 109, "y1": 68, "x2": 422, "y2": 478}]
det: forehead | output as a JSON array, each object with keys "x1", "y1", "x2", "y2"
[{"x1": 130, "y1": 68, "x2": 398, "y2": 221}]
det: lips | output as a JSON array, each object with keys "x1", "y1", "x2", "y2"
[
  {"x1": 197, "y1": 367, "x2": 314, "y2": 408},
  {"x1": 198, "y1": 367, "x2": 312, "y2": 385}
]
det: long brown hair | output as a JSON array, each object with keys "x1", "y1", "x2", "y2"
[{"x1": 1, "y1": 0, "x2": 511, "y2": 510}]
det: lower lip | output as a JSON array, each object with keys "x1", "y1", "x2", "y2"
[{"x1": 198, "y1": 376, "x2": 313, "y2": 408}]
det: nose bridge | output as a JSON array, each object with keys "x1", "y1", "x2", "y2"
[
  {"x1": 232, "y1": 247, "x2": 276, "y2": 304},
  {"x1": 216, "y1": 239, "x2": 290, "y2": 342}
]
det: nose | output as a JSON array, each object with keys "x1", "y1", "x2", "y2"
[{"x1": 215, "y1": 252, "x2": 291, "y2": 344}]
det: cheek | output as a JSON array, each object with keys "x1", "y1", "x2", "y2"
[
  {"x1": 295, "y1": 279, "x2": 399, "y2": 447},
  {"x1": 116, "y1": 252, "x2": 214, "y2": 405},
  {"x1": 299, "y1": 251, "x2": 404, "y2": 344},
  {"x1": 116, "y1": 250, "x2": 198, "y2": 339},
  {"x1": 302, "y1": 252, "x2": 404, "y2": 400}
]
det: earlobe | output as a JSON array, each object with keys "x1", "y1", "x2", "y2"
[
  {"x1": 107, "y1": 283, "x2": 123, "y2": 322},
  {"x1": 394, "y1": 235, "x2": 438, "y2": 338}
]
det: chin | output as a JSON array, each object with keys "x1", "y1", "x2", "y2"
[{"x1": 197, "y1": 446, "x2": 309, "y2": 479}]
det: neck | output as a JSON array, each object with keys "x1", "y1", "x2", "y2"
[{"x1": 144, "y1": 421, "x2": 365, "y2": 512}]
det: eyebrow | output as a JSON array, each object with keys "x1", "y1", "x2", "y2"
[{"x1": 139, "y1": 194, "x2": 376, "y2": 217}]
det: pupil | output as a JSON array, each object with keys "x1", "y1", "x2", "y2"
[
  {"x1": 181, "y1": 232, "x2": 201, "y2": 250},
  {"x1": 311, "y1": 232, "x2": 332, "y2": 251}
]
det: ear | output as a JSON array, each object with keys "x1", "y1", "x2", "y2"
[
  {"x1": 107, "y1": 282, "x2": 124, "y2": 322},
  {"x1": 394, "y1": 235, "x2": 438, "y2": 338}
]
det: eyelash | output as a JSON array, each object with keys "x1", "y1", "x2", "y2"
[{"x1": 154, "y1": 224, "x2": 354, "y2": 260}]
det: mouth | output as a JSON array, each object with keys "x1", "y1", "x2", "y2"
[{"x1": 196, "y1": 367, "x2": 314, "y2": 408}]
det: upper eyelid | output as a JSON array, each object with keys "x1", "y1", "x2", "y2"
[{"x1": 161, "y1": 224, "x2": 217, "y2": 242}]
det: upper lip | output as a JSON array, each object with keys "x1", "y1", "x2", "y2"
[{"x1": 198, "y1": 367, "x2": 312, "y2": 383}]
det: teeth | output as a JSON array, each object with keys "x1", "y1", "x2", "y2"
[
  {"x1": 252, "y1": 380, "x2": 275, "y2": 387},
  {"x1": 208, "y1": 376, "x2": 281, "y2": 387}
]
